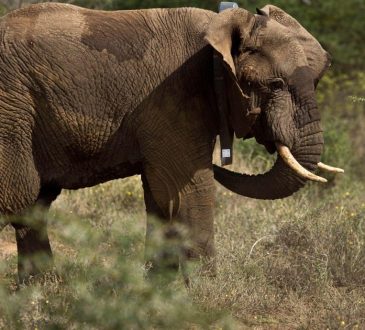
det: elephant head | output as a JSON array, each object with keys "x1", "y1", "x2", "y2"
[{"x1": 205, "y1": 5, "x2": 343, "y2": 199}]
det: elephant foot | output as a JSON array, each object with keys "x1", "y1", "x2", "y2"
[
  {"x1": 17, "y1": 255, "x2": 55, "y2": 285},
  {"x1": 198, "y1": 257, "x2": 217, "y2": 277},
  {"x1": 180, "y1": 257, "x2": 216, "y2": 288},
  {"x1": 181, "y1": 248, "x2": 217, "y2": 287},
  {"x1": 17, "y1": 268, "x2": 61, "y2": 287},
  {"x1": 144, "y1": 222, "x2": 182, "y2": 284},
  {"x1": 12, "y1": 223, "x2": 55, "y2": 285},
  {"x1": 144, "y1": 249, "x2": 180, "y2": 284},
  {"x1": 145, "y1": 247, "x2": 216, "y2": 287}
]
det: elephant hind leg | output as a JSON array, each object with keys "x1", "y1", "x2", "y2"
[
  {"x1": 0, "y1": 140, "x2": 41, "y2": 215},
  {"x1": 12, "y1": 184, "x2": 61, "y2": 284}
]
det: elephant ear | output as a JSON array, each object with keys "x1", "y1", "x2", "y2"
[
  {"x1": 258, "y1": 5, "x2": 331, "y2": 86},
  {"x1": 205, "y1": 9, "x2": 258, "y2": 139}
]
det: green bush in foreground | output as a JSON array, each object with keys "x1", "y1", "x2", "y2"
[{"x1": 0, "y1": 215, "x2": 234, "y2": 329}]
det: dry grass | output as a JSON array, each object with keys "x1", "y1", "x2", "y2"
[{"x1": 191, "y1": 181, "x2": 365, "y2": 328}]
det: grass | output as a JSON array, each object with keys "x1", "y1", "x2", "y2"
[
  {"x1": 193, "y1": 182, "x2": 365, "y2": 328},
  {"x1": 0, "y1": 74, "x2": 365, "y2": 329}
]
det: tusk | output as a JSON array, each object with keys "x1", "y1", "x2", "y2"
[
  {"x1": 276, "y1": 143, "x2": 327, "y2": 183},
  {"x1": 317, "y1": 162, "x2": 344, "y2": 173}
]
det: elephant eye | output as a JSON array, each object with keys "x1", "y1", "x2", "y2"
[
  {"x1": 268, "y1": 78, "x2": 285, "y2": 91},
  {"x1": 243, "y1": 47, "x2": 259, "y2": 55}
]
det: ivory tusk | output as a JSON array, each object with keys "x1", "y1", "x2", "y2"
[
  {"x1": 317, "y1": 162, "x2": 344, "y2": 173},
  {"x1": 276, "y1": 143, "x2": 327, "y2": 183}
]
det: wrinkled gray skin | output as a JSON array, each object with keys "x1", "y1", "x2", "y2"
[{"x1": 0, "y1": 3, "x2": 330, "y2": 282}]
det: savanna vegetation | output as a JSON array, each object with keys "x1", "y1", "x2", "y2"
[{"x1": 0, "y1": 0, "x2": 364, "y2": 329}]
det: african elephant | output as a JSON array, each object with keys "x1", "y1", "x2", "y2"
[{"x1": 0, "y1": 3, "x2": 342, "y2": 282}]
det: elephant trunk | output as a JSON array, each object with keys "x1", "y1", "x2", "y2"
[{"x1": 213, "y1": 120, "x2": 324, "y2": 200}]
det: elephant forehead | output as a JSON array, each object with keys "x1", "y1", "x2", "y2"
[{"x1": 263, "y1": 20, "x2": 308, "y2": 74}]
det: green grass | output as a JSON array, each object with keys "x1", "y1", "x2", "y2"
[{"x1": 0, "y1": 74, "x2": 365, "y2": 329}]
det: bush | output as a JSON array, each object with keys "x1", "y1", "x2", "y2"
[{"x1": 0, "y1": 213, "x2": 235, "y2": 329}]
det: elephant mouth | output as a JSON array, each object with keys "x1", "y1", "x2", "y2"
[
  {"x1": 245, "y1": 132, "x2": 276, "y2": 154},
  {"x1": 242, "y1": 135, "x2": 344, "y2": 182},
  {"x1": 263, "y1": 141, "x2": 276, "y2": 154},
  {"x1": 239, "y1": 113, "x2": 345, "y2": 184},
  {"x1": 276, "y1": 143, "x2": 326, "y2": 182},
  {"x1": 276, "y1": 143, "x2": 344, "y2": 182}
]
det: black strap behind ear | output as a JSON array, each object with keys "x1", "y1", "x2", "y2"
[
  {"x1": 215, "y1": 2, "x2": 239, "y2": 166},
  {"x1": 214, "y1": 51, "x2": 234, "y2": 166}
]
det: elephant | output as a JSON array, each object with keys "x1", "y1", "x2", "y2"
[{"x1": 0, "y1": 2, "x2": 343, "y2": 283}]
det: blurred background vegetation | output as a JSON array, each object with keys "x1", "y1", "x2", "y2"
[{"x1": 0, "y1": 0, "x2": 364, "y2": 329}]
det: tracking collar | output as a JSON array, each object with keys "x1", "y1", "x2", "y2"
[
  {"x1": 219, "y1": 2, "x2": 238, "y2": 12},
  {"x1": 215, "y1": 2, "x2": 239, "y2": 166}
]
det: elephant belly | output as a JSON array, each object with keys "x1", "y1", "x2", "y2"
[
  {"x1": 69, "y1": 161, "x2": 142, "y2": 189},
  {"x1": 36, "y1": 127, "x2": 143, "y2": 189},
  {"x1": 46, "y1": 159, "x2": 143, "y2": 190}
]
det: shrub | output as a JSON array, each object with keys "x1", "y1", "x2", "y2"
[{"x1": 0, "y1": 213, "x2": 235, "y2": 329}]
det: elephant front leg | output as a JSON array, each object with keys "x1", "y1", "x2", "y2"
[
  {"x1": 178, "y1": 171, "x2": 217, "y2": 278},
  {"x1": 142, "y1": 166, "x2": 217, "y2": 283},
  {"x1": 142, "y1": 174, "x2": 180, "y2": 279}
]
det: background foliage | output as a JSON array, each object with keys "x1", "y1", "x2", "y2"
[{"x1": 0, "y1": 0, "x2": 364, "y2": 329}]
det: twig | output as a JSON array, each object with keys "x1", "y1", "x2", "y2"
[{"x1": 247, "y1": 235, "x2": 276, "y2": 260}]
